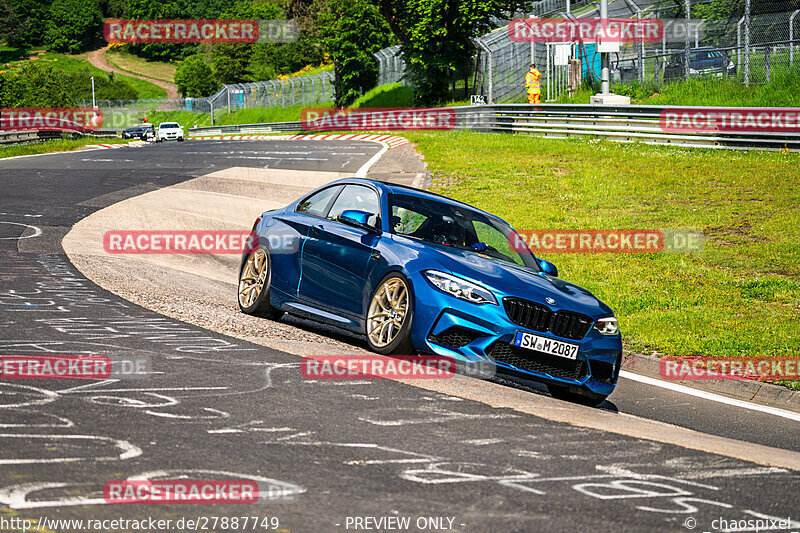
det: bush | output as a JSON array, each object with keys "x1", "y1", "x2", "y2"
[
  {"x1": 0, "y1": 63, "x2": 140, "y2": 107},
  {"x1": 175, "y1": 54, "x2": 219, "y2": 97},
  {"x1": 0, "y1": 62, "x2": 74, "y2": 106}
]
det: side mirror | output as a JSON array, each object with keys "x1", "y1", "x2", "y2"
[
  {"x1": 337, "y1": 210, "x2": 378, "y2": 232},
  {"x1": 538, "y1": 259, "x2": 558, "y2": 277}
]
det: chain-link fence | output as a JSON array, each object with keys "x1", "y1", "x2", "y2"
[
  {"x1": 79, "y1": 71, "x2": 335, "y2": 127},
  {"x1": 375, "y1": 0, "x2": 800, "y2": 104}
]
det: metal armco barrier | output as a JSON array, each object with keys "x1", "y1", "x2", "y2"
[
  {"x1": 187, "y1": 104, "x2": 800, "y2": 151},
  {"x1": 0, "y1": 129, "x2": 128, "y2": 146},
  {"x1": 189, "y1": 122, "x2": 302, "y2": 136},
  {"x1": 451, "y1": 104, "x2": 800, "y2": 151}
]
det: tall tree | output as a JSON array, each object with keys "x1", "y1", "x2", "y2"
[
  {"x1": 377, "y1": 0, "x2": 529, "y2": 104},
  {"x1": 45, "y1": 0, "x2": 103, "y2": 52},
  {"x1": 319, "y1": 0, "x2": 390, "y2": 106}
]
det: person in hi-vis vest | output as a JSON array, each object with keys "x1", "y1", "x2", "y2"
[{"x1": 525, "y1": 63, "x2": 542, "y2": 104}]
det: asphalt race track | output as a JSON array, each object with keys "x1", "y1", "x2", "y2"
[{"x1": 0, "y1": 140, "x2": 797, "y2": 532}]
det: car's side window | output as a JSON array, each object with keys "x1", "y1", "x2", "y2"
[
  {"x1": 296, "y1": 186, "x2": 342, "y2": 217},
  {"x1": 327, "y1": 185, "x2": 380, "y2": 227},
  {"x1": 391, "y1": 206, "x2": 427, "y2": 235}
]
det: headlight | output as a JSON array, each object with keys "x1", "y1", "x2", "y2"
[
  {"x1": 727, "y1": 61, "x2": 735, "y2": 70},
  {"x1": 424, "y1": 270, "x2": 497, "y2": 305},
  {"x1": 594, "y1": 317, "x2": 619, "y2": 336}
]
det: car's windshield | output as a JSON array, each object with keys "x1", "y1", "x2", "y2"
[
  {"x1": 389, "y1": 193, "x2": 538, "y2": 270},
  {"x1": 691, "y1": 50, "x2": 724, "y2": 61},
  {"x1": 160, "y1": 123, "x2": 180, "y2": 128}
]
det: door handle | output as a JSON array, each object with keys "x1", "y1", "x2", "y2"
[
  {"x1": 310, "y1": 223, "x2": 324, "y2": 234},
  {"x1": 370, "y1": 251, "x2": 381, "y2": 261}
]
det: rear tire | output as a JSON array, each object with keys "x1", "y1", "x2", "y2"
[
  {"x1": 547, "y1": 384, "x2": 608, "y2": 407},
  {"x1": 238, "y1": 246, "x2": 284, "y2": 319},
  {"x1": 365, "y1": 273, "x2": 414, "y2": 355}
]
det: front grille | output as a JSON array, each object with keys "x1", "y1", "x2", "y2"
[
  {"x1": 503, "y1": 298, "x2": 593, "y2": 340},
  {"x1": 488, "y1": 341, "x2": 587, "y2": 381},
  {"x1": 428, "y1": 326, "x2": 484, "y2": 349}
]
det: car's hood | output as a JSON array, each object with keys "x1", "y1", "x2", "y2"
[{"x1": 401, "y1": 238, "x2": 614, "y2": 318}]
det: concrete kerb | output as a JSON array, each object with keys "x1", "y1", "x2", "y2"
[{"x1": 622, "y1": 352, "x2": 800, "y2": 413}]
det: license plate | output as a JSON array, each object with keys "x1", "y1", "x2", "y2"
[{"x1": 513, "y1": 331, "x2": 579, "y2": 360}]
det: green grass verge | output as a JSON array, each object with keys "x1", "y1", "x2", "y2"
[
  {"x1": 401, "y1": 131, "x2": 800, "y2": 389},
  {"x1": 556, "y1": 71, "x2": 800, "y2": 107},
  {"x1": 0, "y1": 137, "x2": 128, "y2": 159},
  {"x1": 138, "y1": 105, "x2": 331, "y2": 131},
  {"x1": 1, "y1": 49, "x2": 167, "y2": 99},
  {"x1": 352, "y1": 83, "x2": 415, "y2": 108}
]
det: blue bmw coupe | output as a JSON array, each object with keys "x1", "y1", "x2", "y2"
[{"x1": 239, "y1": 178, "x2": 622, "y2": 405}]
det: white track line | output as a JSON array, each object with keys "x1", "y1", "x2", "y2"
[
  {"x1": 619, "y1": 370, "x2": 800, "y2": 422},
  {"x1": 355, "y1": 142, "x2": 390, "y2": 178}
]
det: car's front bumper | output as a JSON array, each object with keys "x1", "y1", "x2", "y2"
[{"x1": 407, "y1": 272, "x2": 623, "y2": 396}]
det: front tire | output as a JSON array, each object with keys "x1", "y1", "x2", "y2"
[
  {"x1": 365, "y1": 273, "x2": 414, "y2": 355},
  {"x1": 238, "y1": 246, "x2": 284, "y2": 319}
]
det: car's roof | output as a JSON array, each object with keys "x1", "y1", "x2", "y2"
[{"x1": 329, "y1": 178, "x2": 507, "y2": 224}]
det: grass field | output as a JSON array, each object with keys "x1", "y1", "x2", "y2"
[
  {"x1": 105, "y1": 49, "x2": 178, "y2": 84},
  {"x1": 138, "y1": 105, "x2": 330, "y2": 130},
  {"x1": 0, "y1": 137, "x2": 128, "y2": 159},
  {"x1": 556, "y1": 71, "x2": 800, "y2": 107},
  {"x1": 402, "y1": 131, "x2": 800, "y2": 387},
  {"x1": 0, "y1": 49, "x2": 167, "y2": 99}
]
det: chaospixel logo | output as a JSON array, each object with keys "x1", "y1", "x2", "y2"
[
  {"x1": 660, "y1": 108, "x2": 800, "y2": 133},
  {"x1": 660, "y1": 356, "x2": 800, "y2": 381},
  {"x1": 510, "y1": 230, "x2": 705, "y2": 254},
  {"x1": 1, "y1": 107, "x2": 103, "y2": 132},
  {"x1": 301, "y1": 107, "x2": 456, "y2": 132},
  {"x1": 103, "y1": 230, "x2": 260, "y2": 255},
  {"x1": 509, "y1": 18, "x2": 663, "y2": 42}
]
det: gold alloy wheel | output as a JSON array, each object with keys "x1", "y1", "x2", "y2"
[
  {"x1": 366, "y1": 277, "x2": 409, "y2": 348},
  {"x1": 238, "y1": 249, "x2": 268, "y2": 308}
]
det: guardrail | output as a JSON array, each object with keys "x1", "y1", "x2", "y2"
[
  {"x1": 188, "y1": 122, "x2": 302, "y2": 136},
  {"x1": 187, "y1": 104, "x2": 800, "y2": 151},
  {"x1": 453, "y1": 104, "x2": 800, "y2": 151},
  {"x1": 0, "y1": 129, "x2": 119, "y2": 146}
]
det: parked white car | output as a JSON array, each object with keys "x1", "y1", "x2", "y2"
[{"x1": 156, "y1": 122, "x2": 184, "y2": 142}]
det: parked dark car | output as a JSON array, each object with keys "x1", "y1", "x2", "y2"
[
  {"x1": 122, "y1": 123, "x2": 155, "y2": 140},
  {"x1": 664, "y1": 47, "x2": 736, "y2": 80}
]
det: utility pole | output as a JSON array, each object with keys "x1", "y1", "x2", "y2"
[
  {"x1": 744, "y1": 0, "x2": 751, "y2": 85},
  {"x1": 91, "y1": 76, "x2": 96, "y2": 108},
  {"x1": 600, "y1": 0, "x2": 609, "y2": 94},
  {"x1": 684, "y1": 0, "x2": 690, "y2": 81}
]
